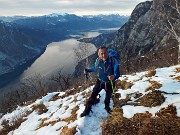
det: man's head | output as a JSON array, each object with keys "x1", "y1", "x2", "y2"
[{"x1": 98, "y1": 46, "x2": 108, "y2": 61}]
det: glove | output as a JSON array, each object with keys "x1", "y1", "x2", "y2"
[{"x1": 84, "y1": 68, "x2": 88, "y2": 74}]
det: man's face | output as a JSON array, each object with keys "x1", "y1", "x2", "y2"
[{"x1": 98, "y1": 48, "x2": 108, "y2": 61}]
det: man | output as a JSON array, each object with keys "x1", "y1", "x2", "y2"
[{"x1": 80, "y1": 46, "x2": 119, "y2": 117}]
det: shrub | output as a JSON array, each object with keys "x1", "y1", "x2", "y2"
[
  {"x1": 32, "y1": 103, "x2": 48, "y2": 115},
  {"x1": 145, "y1": 80, "x2": 162, "y2": 92},
  {"x1": 0, "y1": 110, "x2": 32, "y2": 135},
  {"x1": 135, "y1": 91, "x2": 165, "y2": 107},
  {"x1": 116, "y1": 79, "x2": 133, "y2": 90},
  {"x1": 145, "y1": 70, "x2": 156, "y2": 77}
]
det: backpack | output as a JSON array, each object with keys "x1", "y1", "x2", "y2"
[
  {"x1": 98, "y1": 49, "x2": 120, "y2": 80},
  {"x1": 108, "y1": 49, "x2": 120, "y2": 80}
]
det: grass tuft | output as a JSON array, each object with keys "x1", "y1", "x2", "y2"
[
  {"x1": 145, "y1": 70, "x2": 156, "y2": 77},
  {"x1": 135, "y1": 91, "x2": 165, "y2": 107},
  {"x1": 61, "y1": 126, "x2": 77, "y2": 135},
  {"x1": 32, "y1": 103, "x2": 48, "y2": 115},
  {"x1": 145, "y1": 80, "x2": 162, "y2": 92},
  {"x1": 116, "y1": 79, "x2": 133, "y2": 90}
]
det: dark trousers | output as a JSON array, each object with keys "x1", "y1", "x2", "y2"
[{"x1": 84, "y1": 79, "x2": 114, "y2": 113}]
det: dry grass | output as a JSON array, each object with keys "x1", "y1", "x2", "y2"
[
  {"x1": 60, "y1": 86, "x2": 85, "y2": 99},
  {"x1": 137, "y1": 117, "x2": 180, "y2": 135},
  {"x1": 37, "y1": 105, "x2": 79, "y2": 133},
  {"x1": 114, "y1": 93, "x2": 121, "y2": 99},
  {"x1": 174, "y1": 76, "x2": 180, "y2": 82},
  {"x1": 113, "y1": 94, "x2": 131, "y2": 107},
  {"x1": 0, "y1": 118, "x2": 26, "y2": 135},
  {"x1": 145, "y1": 80, "x2": 162, "y2": 92},
  {"x1": 36, "y1": 117, "x2": 62, "y2": 130},
  {"x1": 175, "y1": 67, "x2": 180, "y2": 73},
  {"x1": 0, "y1": 110, "x2": 32, "y2": 135},
  {"x1": 145, "y1": 70, "x2": 156, "y2": 77},
  {"x1": 134, "y1": 91, "x2": 165, "y2": 107},
  {"x1": 102, "y1": 107, "x2": 180, "y2": 135},
  {"x1": 60, "y1": 79, "x2": 95, "y2": 99},
  {"x1": 102, "y1": 106, "x2": 137, "y2": 135},
  {"x1": 116, "y1": 79, "x2": 133, "y2": 90},
  {"x1": 61, "y1": 126, "x2": 77, "y2": 135},
  {"x1": 112, "y1": 92, "x2": 143, "y2": 107},
  {"x1": 62, "y1": 105, "x2": 79, "y2": 124},
  {"x1": 49, "y1": 93, "x2": 61, "y2": 102},
  {"x1": 155, "y1": 105, "x2": 177, "y2": 118},
  {"x1": 32, "y1": 103, "x2": 48, "y2": 115}
]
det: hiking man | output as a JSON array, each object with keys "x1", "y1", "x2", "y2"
[{"x1": 80, "y1": 46, "x2": 120, "y2": 117}]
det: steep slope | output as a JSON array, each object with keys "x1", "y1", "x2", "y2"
[
  {"x1": 0, "y1": 20, "x2": 46, "y2": 87},
  {"x1": 0, "y1": 64, "x2": 179, "y2": 135},
  {"x1": 112, "y1": 0, "x2": 179, "y2": 57}
]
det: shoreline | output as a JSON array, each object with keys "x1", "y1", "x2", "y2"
[{"x1": 0, "y1": 48, "x2": 46, "y2": 90}]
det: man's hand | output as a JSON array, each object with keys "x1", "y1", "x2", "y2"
[
  {"x1": 84, "y1": 68, "x2": 88, "y2": 74},
  {"x1": 108, "y1": 75, "x2": 114, "y2": 80}
]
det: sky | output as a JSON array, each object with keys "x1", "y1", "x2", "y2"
[
  {"x1": 0, "y1": 64, "x2": 180, "y2": 135},
  {"x1": 0, "y1": 0, "x2": 148, "y2": 16}
]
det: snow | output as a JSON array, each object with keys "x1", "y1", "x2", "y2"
[{"x1": 0, "y1": 64, "x2": 180, "y2": 135}]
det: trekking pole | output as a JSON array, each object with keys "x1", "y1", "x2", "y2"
[
  {"x1": 110, "y1": 80, "x2": 114, "y2": 93},
  {"x1": 85, "y1": 73, "x2": 88, "y2": 83}
]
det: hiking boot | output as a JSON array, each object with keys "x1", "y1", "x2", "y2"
[
  {"x1": 105, "y1": 106, "x2": 111, "y2": 113},
  {"x1": 80, "y1": 104, "x2": 91, "y2": 117},
  {"x1": 80, "y1": 111, "x2": 89, "y2": 117}
]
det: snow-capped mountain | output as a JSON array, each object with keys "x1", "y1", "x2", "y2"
[
  {"x1": 0, "y1": 64, "x2": 179, "y2": 135},
  {"x1": 11, "y1": 13, "x2": 128, "y2": 33}
]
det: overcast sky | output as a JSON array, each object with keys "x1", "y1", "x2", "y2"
[{"x1": 0, "y1": 0, "x2": 149, "y2": 16}]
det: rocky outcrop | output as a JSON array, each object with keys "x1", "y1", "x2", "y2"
[
  {"x1": 113, "y1": 0, "x2": 180, "y2": 73},
  {"x1": 112, "y1": 0, "x2": 179, "y2": 58}
]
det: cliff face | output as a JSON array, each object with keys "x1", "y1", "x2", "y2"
[{"x1": 112, "y1": 0, "x2": 179, "y2": 58}]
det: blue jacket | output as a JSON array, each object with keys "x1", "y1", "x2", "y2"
[{"x1": 87, "y1": 56, "x2": 119, "y2": 82}]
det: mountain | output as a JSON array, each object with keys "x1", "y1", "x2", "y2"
[
  {"x1": 0, "y1": 14, "x2": 129, "y2": 87},
  {"x1": 0, "y1": 20, "x2": 47, "y2": 87},
  {"x1": 79, "y1": 0, "x2": 179, "y2": 75},
  {"x1": 0, "y1": 16, "x2": 28, "y2": 22},
  {"x1": 11, "y1": 14, "x2": 128, "y2": 38},
  {"x1": 0, "y1": 64, "x2": 179, "y2": 134},
  {"x1": 112, "y1": 0, "x2": 179, "y2": 57}
]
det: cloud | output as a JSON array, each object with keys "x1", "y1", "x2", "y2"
[{"x1": 0, "y1": 0, "x2": 148, "y2": 16}]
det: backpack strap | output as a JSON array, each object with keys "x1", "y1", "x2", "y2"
[
  {"x1": 98, "y1": 57, "x2": 115, "y2": 75},
  {"x1": 98, "y1": 57, "x2": 100, "y2": 67}
]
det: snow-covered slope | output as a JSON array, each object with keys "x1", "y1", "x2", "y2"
[{"x1": 0, "y1": 65, "x2": 180, "y2": 135}]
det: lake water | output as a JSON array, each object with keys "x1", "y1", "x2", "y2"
[{"x1": 0, "y1": 27, "x2": 119, "y2": 94}]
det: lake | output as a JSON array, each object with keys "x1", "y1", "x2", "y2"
[{"x1": 0, "y1": 27, "x2": 119, "y2": 94}]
